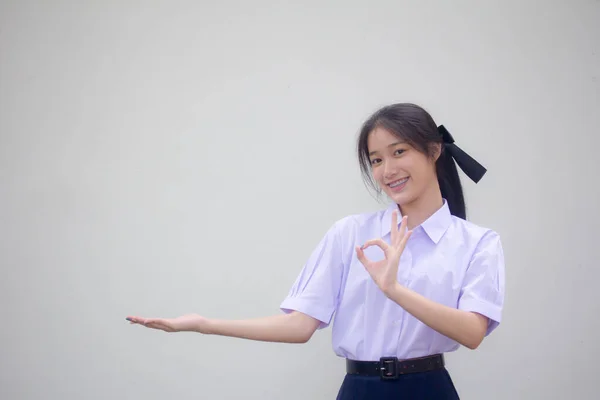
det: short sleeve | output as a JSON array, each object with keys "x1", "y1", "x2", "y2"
[
  {"x1": 458, "y1": 230, "x2": 506, "y2": 336},
  {"x1": 280, "y1": 221, "x2": 345, "y2": 329}
]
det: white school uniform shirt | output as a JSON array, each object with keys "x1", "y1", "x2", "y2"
[{"x1": 280, "y1": 199, "x2": 505, "y2": 361}]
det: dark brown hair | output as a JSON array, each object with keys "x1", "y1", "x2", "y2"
[{"x1": 357, "y1": 103, "x2": 466, "y2": 219}]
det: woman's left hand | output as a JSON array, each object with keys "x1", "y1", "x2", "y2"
[{"x1": 355, "y1": 210, "x2": 412, "y2": 294}]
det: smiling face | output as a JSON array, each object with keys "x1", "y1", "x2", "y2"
[{"x1": 367, "y1": 126, "x2": 440, "y2": 208}]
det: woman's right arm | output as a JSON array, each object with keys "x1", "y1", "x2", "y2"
[
  {"x1": 126, "y1": 311, "x2": 320, "y2": 344},
  {"x1": 128, "y1": 220, "x2": 347, "y2": 344},
  {"x1": 206, "y1": 311, "x2": 320, "y2": 343}
]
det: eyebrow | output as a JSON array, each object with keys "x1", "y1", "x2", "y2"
[{"x1": 368, "y1": 141, "x2": 405, "y2": 157}]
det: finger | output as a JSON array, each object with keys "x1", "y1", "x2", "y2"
[
  {"x1": 142, "y1": 319, "x2": 161, "y2": 328},
  {"x1": 399, "y1": 229, "x2": 413, "y2": 250},
  {"x1": 147, "y1": 320, "x2": 175, "y2": 332},
  {"x1": 400, "y1": 215, "x2": 408, "y2": 233},
  {"x1": 362, "y1": 238, "x2": 390, "y2": 251},
  {"x1": 390, "y1": 210, "x2": 399, "y2": 244},
  {"x1": 393, "y1": 216, "x2": 407, "y2": 246},
  {"x1": 137, "y1": 317, "x2": 155, "y2": 327},
  {"x1": 355, "y1": 246, "x2": 370, "y2": 267},
  {"x1": 126, "y1": 316, "x2": 145, "y2": 325},
  {"x1": 145, "y1": 321, "x2": 165, "y2": 330}
]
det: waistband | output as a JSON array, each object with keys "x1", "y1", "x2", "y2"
[{"x1": 346, "y1": 354, "x2": 445, "y2": 380}]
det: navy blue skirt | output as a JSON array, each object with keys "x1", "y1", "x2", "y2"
[{"x1": 336, "y1": 368, "x2": 460, "y2": 400}]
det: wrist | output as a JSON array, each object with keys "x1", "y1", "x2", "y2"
[
  {"x1": 383, "y1": 282, "x2": 403, "y2": 299},
  {"x1": 196, "y1": 317, "x2": 215, "y2": 334}
]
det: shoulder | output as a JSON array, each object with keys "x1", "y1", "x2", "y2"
[
  {"x1": 316, "y1": 207, "x2": 388, "y2": 252},
  {"x1": 448, "y1": 216, "x2": 504, "y2": 259},
  {"x1": 450, "y1": 216, "x2": 501, "y2": 242},
  {"x1": 329, "y1": 207, "x2": 387, "y2": 235}
]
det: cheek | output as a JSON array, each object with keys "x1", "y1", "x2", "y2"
[
  {"x1": 410, "y1": 161, "x2": 436, "y2": 183},
  {"x1": 371, "y1": 167, "x2": 384, "y2": 183}
]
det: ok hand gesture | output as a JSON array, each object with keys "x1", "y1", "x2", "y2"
[{"x1": 355, "y1": 210, "x2": 412, "y2": 295}]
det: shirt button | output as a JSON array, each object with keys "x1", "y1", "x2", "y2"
[{"x1": 393, "y1": 320, "x2": 401, "y2": 326}]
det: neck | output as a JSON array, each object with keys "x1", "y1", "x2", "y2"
[{"x1": 398, "y1": 184, "x2": 444, "y2": 230}]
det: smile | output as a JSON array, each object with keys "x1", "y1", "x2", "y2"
[
  {"x1": 388, "y1": 178, "x2": 409, "y2": 188},
  {"x1": 387, "y1": 177, "x2": 409, "y2": 192}
]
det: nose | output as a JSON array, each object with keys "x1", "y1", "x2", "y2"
[{"x1": 383, "y1": 160, "x2": 398, "y2": 180}]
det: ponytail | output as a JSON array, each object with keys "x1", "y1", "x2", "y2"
[
  {"x1": 437, "y1": 124, "x2": 487, "y2": 220},
  {"x1": 436, "y1": 146, "x2": 466, "y2": 219}
]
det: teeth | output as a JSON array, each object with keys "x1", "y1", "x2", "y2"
[{"x1": 389, "y1": 178, "x2": 408, "y2": 188}]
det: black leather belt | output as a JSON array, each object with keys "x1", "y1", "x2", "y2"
[{"x1": 346, "y1": 354, "x2": 445, "y2": 380}]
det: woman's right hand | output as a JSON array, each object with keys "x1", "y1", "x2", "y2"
[{"x1": 126, "y1": 313, "x2": 211, "y2": 333}]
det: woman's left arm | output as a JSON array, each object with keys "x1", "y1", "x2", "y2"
[
  {"x1": 383, "y1": 284, "x2": 488, "y2": 349},
  {"x1": 357, "y1": 212, "x2": 505, "y2": 350}
]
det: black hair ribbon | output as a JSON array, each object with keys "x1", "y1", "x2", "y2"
[{"x1": 438, "y1": 125, "x2": 487, "y2": 183}]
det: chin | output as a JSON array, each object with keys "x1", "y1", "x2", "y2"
[{"x1": 386, "y1": 190, "x2": 414, "y2": 206}]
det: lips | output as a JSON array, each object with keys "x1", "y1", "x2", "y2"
[
  {"x1": 388, "y1": 177, "x2": 408, "y2": 188},
  {"x1": 387, "y1": 177, "x2": 409, "y2": 192}
]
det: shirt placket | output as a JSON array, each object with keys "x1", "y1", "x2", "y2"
[{"x1": 394, "y1": 244, "x2": 413, "y2": 356}]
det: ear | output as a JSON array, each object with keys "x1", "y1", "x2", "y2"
[{"x1": 432, "y1": 142, "x2": 442, "y2": 163}]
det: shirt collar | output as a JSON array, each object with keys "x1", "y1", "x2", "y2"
[{"x1": 380, "y1": 199, "x2": 453, "y2": 244}]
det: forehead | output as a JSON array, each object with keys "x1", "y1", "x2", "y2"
[{"x1": 367, "y1": 127, "x2": 405, "y2": 151}]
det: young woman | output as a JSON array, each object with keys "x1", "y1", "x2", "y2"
[{"x1": 127, "y1": 103, "x2": 505, "y2": 399}]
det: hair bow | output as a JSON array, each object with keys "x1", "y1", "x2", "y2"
[{"x1": 438, "y1": 125, "x2": 487, "y2": 183}]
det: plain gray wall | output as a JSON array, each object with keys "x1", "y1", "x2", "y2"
[{"x1": 1, "y1": 1, "x2": 598, "y2": 399}]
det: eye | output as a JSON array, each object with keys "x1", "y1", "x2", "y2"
[
  {"x1": 370, "y1": 158, "x2": 381, "y2": 165},
  {"x1": 394, "y1": 149, "x2": 405, "y2": 156}
]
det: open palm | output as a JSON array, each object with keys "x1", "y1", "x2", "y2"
[
  {"x1": 356, "y1": 210, "x2": 412, "y2": 294},
  {"x1": 126, "y1": 313, "x2": 209, "y2": 333}
]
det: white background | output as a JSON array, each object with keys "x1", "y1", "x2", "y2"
[{"x1": 1, "y1": 1, "x2": 598, "y2": 399}]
